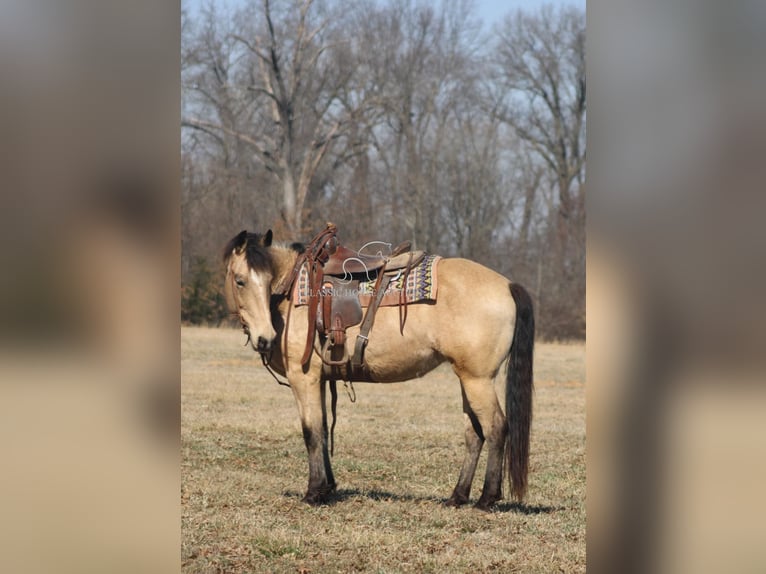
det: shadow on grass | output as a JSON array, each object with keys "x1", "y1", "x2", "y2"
[
  {"x1": 334, "y1": 488, "x2": 446, "y2": 504},
  {"x1": 281, "y1": 488, "x2": 444, "y2": 505},
  {"x1": 493, "y1": 501, "x2": 563, "y2": 514},
  {"x1": 282, "y1": 488, "x2": 562, "y2": 514}
]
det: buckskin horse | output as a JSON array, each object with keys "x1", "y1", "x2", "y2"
[{"x1": 223, "y1": 223, "x2": 534, "y2": 510}]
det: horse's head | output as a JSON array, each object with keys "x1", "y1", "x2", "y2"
[{"x1": 223, "y1": 229, "x2": 277, "y2": 353}]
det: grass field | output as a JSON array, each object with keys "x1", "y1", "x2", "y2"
[{"x1": 182, "y1": 326, "x2": 585, "y2": 573}]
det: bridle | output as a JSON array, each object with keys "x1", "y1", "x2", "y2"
[{"x1": 227, "y1": 258, "x2": 291, "y2": 388}]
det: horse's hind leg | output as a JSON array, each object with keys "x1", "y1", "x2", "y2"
[
  {"x1": 446, "y1": 387, "x2": 484, "y2": 506},
  {"x1": 457, "y1": 374, "x2": 507, "y2": 511}
]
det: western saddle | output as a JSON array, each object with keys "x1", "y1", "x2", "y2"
[{"x1": 274, "y1": 223, "x2": 424, "y2": 381}]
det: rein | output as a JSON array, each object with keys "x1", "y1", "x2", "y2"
[{"x1": 259, "y1": 348, "x2": 290, "y2": 388}]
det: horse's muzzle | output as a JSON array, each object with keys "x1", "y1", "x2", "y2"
[{"x1": 256, "y1": 336, "x2": 273, "y2": 353}]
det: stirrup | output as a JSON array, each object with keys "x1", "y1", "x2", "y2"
[{"x1": 321, "y1": 337, "x2": 349, "y2": 366}]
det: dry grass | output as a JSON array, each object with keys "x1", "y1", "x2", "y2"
[{"x1": 182, "y1": 326, "x2": 585, "y2": 573}]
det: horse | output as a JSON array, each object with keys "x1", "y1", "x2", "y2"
[{"x1": 222, "y1": 226, "x2": 534, "y2": 511}]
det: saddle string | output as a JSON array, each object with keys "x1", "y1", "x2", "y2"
[
  {"x1": 343, "y1": 380, "x2": 356, "y2": 403},
  {"x1": 328, "y1": 378, "x2": 355, "y2": 458},
  {"x1": 357, "y1": 240, "x2": 392, "y2": 257},
  {"x1": 329, "y1": 380, "x2": 337, "y2": 457}
]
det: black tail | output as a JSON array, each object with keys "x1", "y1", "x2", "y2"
[{"x1": 506, "y1": 283, "x2": 535, "y2": 502}]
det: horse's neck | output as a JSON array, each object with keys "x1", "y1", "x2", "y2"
[{"x1": 269, "y1": 245, "x2": 299, "y2": 295}]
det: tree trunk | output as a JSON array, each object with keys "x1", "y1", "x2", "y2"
[{"x1": 282, "y1": 169, "x2": 299, "y2": 234}]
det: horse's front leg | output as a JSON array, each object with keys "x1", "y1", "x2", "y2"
[{"x1": 290, "y1": 375, "x2": 336, "y2": 504}]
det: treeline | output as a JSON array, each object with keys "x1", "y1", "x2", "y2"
[{"x1": 182, "y1": 0, "x2": 585, "y2": 339}]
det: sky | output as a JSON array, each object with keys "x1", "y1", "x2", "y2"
[
  {"x1": 475, "y1": 0, "x2": 584, "y2": 28},
  {"x1": 184, "y1": 0, "x2": 585, "y2": 29}
]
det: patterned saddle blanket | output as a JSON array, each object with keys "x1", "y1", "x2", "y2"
[{"x1": 294, "y1": 254, "x2": 441, "y2": 307}]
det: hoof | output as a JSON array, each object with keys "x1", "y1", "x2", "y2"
[
  {"x1": 301, "y1": 482, "x2": 336, "y2": 505},
  {"x1": 473, "y1": 497, "x2": 499, "y2": 512},
  {"x1": 301, "y1": 493, "x2": 328, "y2": 505},
  {"x1": 444, "y1": 495, "x2": 469, "y2": 508}
]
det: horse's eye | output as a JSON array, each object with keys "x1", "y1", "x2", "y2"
[{"x1": 235, "y1": 277, "x2": 246, "y2": 287}]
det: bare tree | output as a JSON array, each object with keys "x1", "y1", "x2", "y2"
[
  {"x1": 350, "y1": 0, "x2": 483, "y2": 250},
  {"x1": 440, "y1": 108, "x2": 515, "y2": 264},
  {"x1": 490, "y1": 4, "x2": 586, "y2": 338},
  {"x1": 182, "y1": 3, "x2": 278, "y2": 277},
  {"x1": 492, "y1": 5, "x2": 585, "y2": 248},
  {"x1": 183, "y1": 0, "x2": 360, "y2": 235}
]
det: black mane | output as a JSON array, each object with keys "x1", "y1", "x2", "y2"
[
  {"x1": 223, "y1": 230, "x2": 304, "y2": 272},
  {"x1": 222, "y1": 231, "x2": 272, "y2": 272}
]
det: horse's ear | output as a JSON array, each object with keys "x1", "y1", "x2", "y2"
[
  {"x1": 263, "y1": 229, "x2": 273, "y2": 247},
  {"x1": 290, "y1": 242, "x2": 305, "y2": 254},
  {"x1": 233, "y1": 230, "x2": 248, "y2": 255}
]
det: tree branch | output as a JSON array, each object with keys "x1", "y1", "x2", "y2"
[{"x1": 182, "y1": 117, "x2": 279, "y2": 173}]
